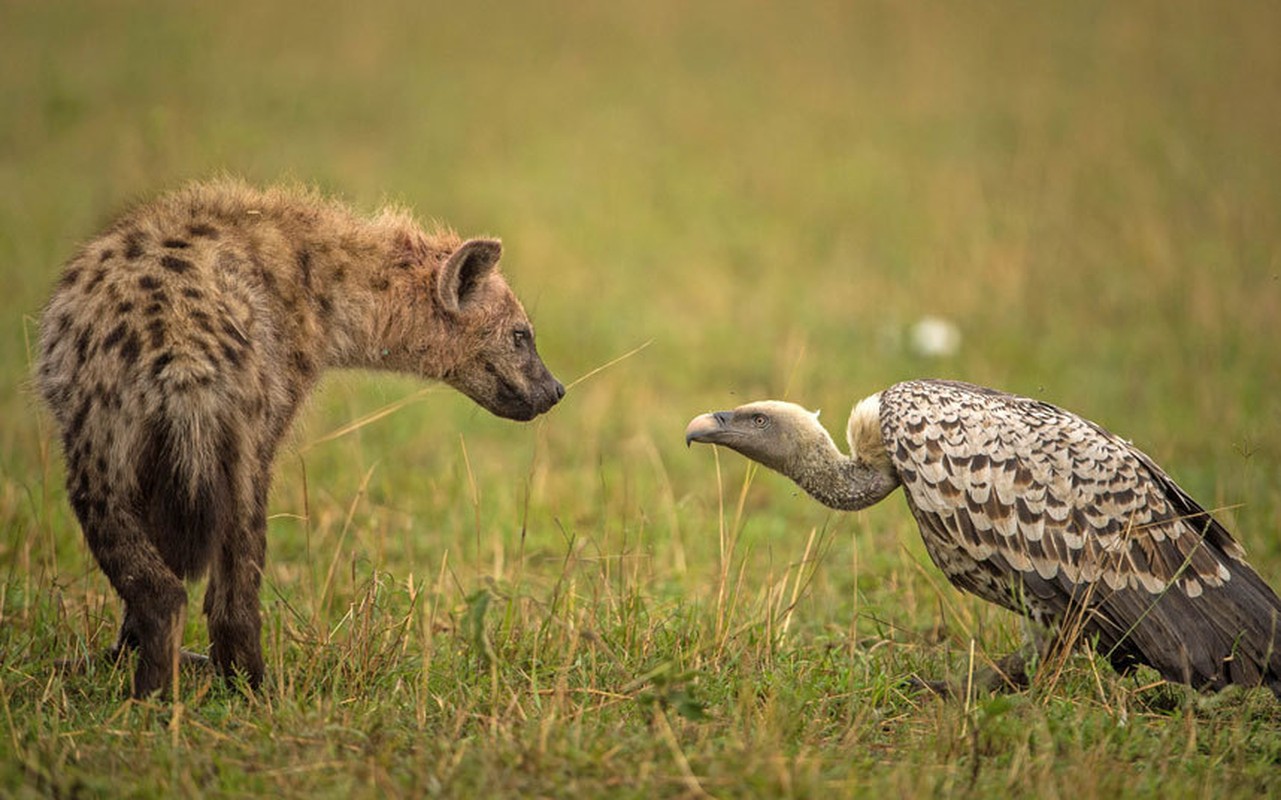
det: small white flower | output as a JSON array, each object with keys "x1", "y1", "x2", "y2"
[{"x1": 909, "y1": 316, "x2": 961, "y2": 358}]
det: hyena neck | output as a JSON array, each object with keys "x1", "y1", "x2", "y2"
[{"x1": 300, "y1": 219, "x2": 461, "y2": 379}]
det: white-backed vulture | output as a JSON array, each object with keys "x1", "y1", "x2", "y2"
[{"x1": 686, "y1": 379, "x2": 1281, "y2": 695}]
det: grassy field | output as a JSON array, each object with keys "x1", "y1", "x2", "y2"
[{"x1": 3, "y1": 0, "x2": 1281, "y2": 796}]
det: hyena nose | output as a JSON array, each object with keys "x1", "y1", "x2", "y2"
[{"x1": 552, "y1": 379, "x2": 566, "y2": 402}]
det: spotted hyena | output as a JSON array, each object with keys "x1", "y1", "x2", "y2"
[{"x1": 35, "y1": 180, "x2": 564, "y2": 697}]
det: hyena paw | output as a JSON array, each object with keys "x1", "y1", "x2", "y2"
[{"x1": 210, "y1": 639, "x2": 264, "y2": 690}]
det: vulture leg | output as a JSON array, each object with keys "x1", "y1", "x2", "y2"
[
  {"x1": 905, "y1": 652, "x2": 1029, "y2": 699},
  {"x1": 906, "y1": 627, "x2": 1073, "y2": 699}
]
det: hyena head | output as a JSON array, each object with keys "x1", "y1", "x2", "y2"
[{"x1": 434, "y1": 238, "x2": 564, "y2": 421}]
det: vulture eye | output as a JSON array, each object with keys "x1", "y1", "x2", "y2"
[{"x1": 752, "y1": 414, "x2": 768, "y2": 428}]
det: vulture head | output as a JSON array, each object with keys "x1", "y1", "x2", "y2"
[{"x1": 684, "y1": 400, "x2": 837, "y2": 478}]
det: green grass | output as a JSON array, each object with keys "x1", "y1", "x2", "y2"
[{"x1": 4, "y1": 0, "x2": 1281, "y2": 796}]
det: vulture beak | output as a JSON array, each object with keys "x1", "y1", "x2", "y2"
[{"x1": 685, "y1": 411, "x2": 732, "y2": 446}]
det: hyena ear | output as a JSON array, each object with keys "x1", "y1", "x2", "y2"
[{"x1": 437, "y1": 238, "x2": 502, "y2": 315}]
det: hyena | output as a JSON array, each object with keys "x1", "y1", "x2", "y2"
[{"x1": 35, "y1": 180, "x2": 564, "y2": 697}]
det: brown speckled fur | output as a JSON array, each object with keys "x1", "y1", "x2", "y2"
[{"x1": 35, "y1": 179, "x2": 563, "y2": 697}]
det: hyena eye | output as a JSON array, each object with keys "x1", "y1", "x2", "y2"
[{"x1": 512, "y1": 328, "x2": 531, "y2": 349}]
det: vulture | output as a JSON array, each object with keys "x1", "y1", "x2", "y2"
[{"x1": 685, "y1": 379, "x2": 1281, "y2": 696}]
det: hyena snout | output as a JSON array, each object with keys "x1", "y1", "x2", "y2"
[
  {"x1": 451, "y1": 334, "x2": 565, "y2": 422},
  {"x1": 483, "y1": 350, "x2": 565, "y2": 422}
]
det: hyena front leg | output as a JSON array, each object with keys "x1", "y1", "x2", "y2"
[
  {"x1": 204, "y1": 472, "x2": 268, "y2": 690},
  {"x1": 74, "y1": 493, "x2": 188, "y2": 698}
]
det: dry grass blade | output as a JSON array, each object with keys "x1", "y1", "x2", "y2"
[
  {"x1": 316, "y1": 463, "x2": 379, "y2": 627},
  {"x1": 299, "y1": 339, "x2": 649, "y2": 452},
  {"x1": 301, "y1": 386, "x2": 444, "y2": 451},
  {"x1": 564, "y1": 339, "x2": 653, "y2": 390},
  {"x1": 653, "y1": 706, "x2": 716, "y2": 799}
]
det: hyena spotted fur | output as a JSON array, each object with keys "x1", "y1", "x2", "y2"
[{"x1": 36, "y1": 180, "x2": 564, "y2": 697}]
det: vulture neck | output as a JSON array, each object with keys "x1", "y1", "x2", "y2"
[{"x1": 786, "y1": 432, "x2": 899, "y2": 512}]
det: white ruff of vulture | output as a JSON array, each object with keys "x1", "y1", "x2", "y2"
[{"x1": 685, "y1": 379, "x2": 1281, "y2": 696}]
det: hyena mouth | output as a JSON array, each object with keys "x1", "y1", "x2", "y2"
[{"x1": 482, "y1": 361, "x2": 564, "y2": 421}]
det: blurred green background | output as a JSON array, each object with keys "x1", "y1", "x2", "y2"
[
  {"x1": 5, "y1": 0, "x2": 1277, "y2": 558},
  {"x1": 2, "y1": 0, "x2": 1280, "y2": 795}
]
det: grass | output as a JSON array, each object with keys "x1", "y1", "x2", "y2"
[{"x1": 3, "y1": 0, "x2": 1281, "y2": 796}]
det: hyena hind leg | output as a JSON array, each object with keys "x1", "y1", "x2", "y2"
[
  {"x1": 203, "y1": 475, "x2": 269, "y2": 691},
  {"x1": 75, "y1": 500, "x2": 191, "y2": 698},
  {"x1": 110, "y1": 606, "x2": 211, "y2": 669}
]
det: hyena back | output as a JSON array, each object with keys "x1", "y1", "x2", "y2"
[{"x1": 35, "y1": 180, "x2": 564, "y2": 697}]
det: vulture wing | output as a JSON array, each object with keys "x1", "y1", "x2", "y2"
[{"x1": 879, "y1": 379, "x2": 1281, "y2": 694}]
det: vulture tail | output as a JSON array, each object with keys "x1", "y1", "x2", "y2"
[{"x1": 1101, "y1": 555, "x2": 1281, "y2": 698}]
